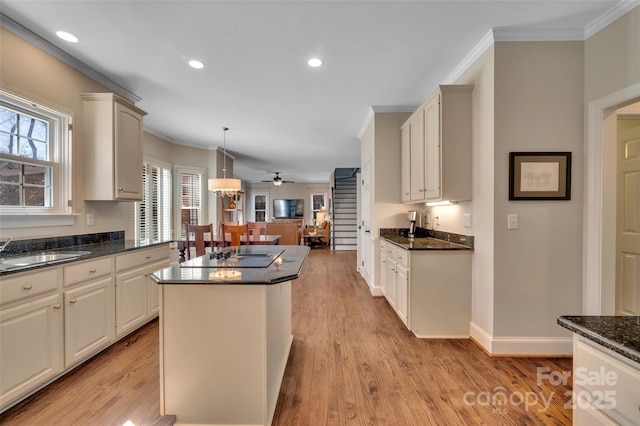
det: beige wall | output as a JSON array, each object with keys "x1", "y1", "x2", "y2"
[
  {"x1": 585, "y1": 7, "x2": 640, "y2": 104},
  {"x1": 0, "y1": 28, "x2": 219, "y2": 240}
]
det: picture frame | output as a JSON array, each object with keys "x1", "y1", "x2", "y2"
[{"x1": 509, "y1": 152, "x2": 571, "y2": 200}]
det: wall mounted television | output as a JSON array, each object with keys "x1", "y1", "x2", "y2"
[{"x1": 273, "y1": 199, "x2": 304, "y2": 219}]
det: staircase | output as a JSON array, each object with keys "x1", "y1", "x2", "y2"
[{"x1": 331, "y1": 175, "x2": 358, "y2": 250}]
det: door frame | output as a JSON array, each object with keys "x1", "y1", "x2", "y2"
[{"x1": 584, "y1": 82, "x2": 640, "y2": 314}]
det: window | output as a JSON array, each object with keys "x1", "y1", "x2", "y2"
[
  {"x1": 252, "y1": 192, "x2": 268, "y2": 222},
  {"x1": 136, "y1": 159, "x2": 172, "y2": 244},
  {"x1": 311, "y1": 193, "x2": 326, "y2": 222},
  {"x1": 0, "y1": 91, "x2": 71, "y2": 215},
  {"x1": 176, "y1": 167, "x2": 205, "y2": 239}
]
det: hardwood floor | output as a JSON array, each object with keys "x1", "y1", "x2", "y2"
[{"x1": 1, "y1": 249, "x2": 573, "y2": 425}]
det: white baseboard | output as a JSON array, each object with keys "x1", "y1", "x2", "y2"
[{"x1": 470, "y1": 322, "x2": 572, "y2": 356}]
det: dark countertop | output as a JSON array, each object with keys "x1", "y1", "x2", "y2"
[
  {"x1": 380, "y1": 235, "x2": 473, "y2": 251},
  {"x1": 150, "y1": 245, "x2": 309, "y2": 285},
  {"x1": 558, "y1": 316, "x2": 640, "y2": 364},
  {"x1": 0, "y1": 239, "x2": 171, "y2": 276}
]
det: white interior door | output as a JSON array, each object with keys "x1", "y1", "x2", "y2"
[{"x1": 616, "y1": 120, "x2": 640, "y2": 315}]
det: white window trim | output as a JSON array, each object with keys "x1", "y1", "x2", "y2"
[
  {"x1": 310, "y1": 192, "x2": 327, "y2": 222},
  {"x1": 0, "y1": 89, "x2": 74, "y2": 229},
  {"x1": 251, "y1": 191, "x2": 269, "y2": 222}
]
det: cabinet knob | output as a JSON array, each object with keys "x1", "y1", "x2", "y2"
[
  {"x1": 89, "y1": 268, "x2": 97, "y2": 273},
  {"x1": 70, "y1": 298, "x2": 77, "y2": 304},
  {"x1": 118, "y1": 187, "x2": 124, "y2": 192},
  {"x1": 53, "y1": 304, "x2": 61, "y2": 309},
  {"x1": 146, "y1": 255, "x2": 151, "y2": 259},
  {"x1": 23, "y1": 284, "x2": 32, "y2": 290}
]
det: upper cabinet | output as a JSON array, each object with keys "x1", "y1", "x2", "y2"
[
  {"x1": 82, "y1": 93, "x2": 147, "y2": 201},
  {"x1": 401, "y1": 85, "x2": 473, "y2": 203}
]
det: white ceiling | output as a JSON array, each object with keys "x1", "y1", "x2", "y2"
[{"x1": 0, "y1": 0, "x2": 626, "y2": 183}]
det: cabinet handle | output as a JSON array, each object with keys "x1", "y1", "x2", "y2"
[
  {"x1": 146, "y1": 255, "x2": 152, "y2": 259},
  {"x1": 89, "y1": 268, "x2": 97, "y2": 273},
  {"x1": 118, "y1": 187, "x2": 124, "y2": 192},
  {"x1": 70, "y1": 298, "x2": 77, "y2": 304},
  {"x1": 53, "y1": 304, "x2": 61, "y2": 309},
  {"x1": 23, "y1": 284, "x2": 32, "y2": 290}
]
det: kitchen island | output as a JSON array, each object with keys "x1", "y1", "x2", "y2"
[{"x1": 150, "y1": 245, "x2": 309, "y2": 426}]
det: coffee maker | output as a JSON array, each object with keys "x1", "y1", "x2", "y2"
[{"x1": 407, "y1": 211, "x2": 418, "y2": 238}]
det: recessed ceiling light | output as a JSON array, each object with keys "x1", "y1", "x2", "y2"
[
  {"x1": 56, "y1": 31, "x2": 78, "y2": 43},
  {"x1": 307, "y1": 58, "x2": 323, "y2": 68},
  {"x1": 189, "y1": 60, "x2": 204, "y2": 69}
]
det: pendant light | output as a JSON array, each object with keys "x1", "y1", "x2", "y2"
[{"x1": 208, "y1": 127, "x2": 241, "y2": 197}]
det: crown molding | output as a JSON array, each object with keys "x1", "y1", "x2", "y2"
[
  {"x1": 443, "y1": 29, "x2": 495, "y2": 84},
  {"x1": 492, "y1": 27, "x2": 585, "y2": 42},
  {"x1": 585, "y1": 0, "x2": 639, "y2": 39},
  {"x1": 0, "y1": 13, "x2": 142, "y2": 104}
]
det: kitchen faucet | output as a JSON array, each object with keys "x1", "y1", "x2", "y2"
[{"x1": 0, "y1": 237, "x2": 14, "y2": 254}]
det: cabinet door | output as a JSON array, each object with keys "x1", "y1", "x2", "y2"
[
  {"x1": 385, "y1": 260, "x2": 397, "y2": 309},
  {"x1": 0, "y1": 294, "x2": 63, "y2": 408},
  {"x1": 64, "y1": 277, "x2": 115, "y2": 367},
  {"x1": 379, "y1": 253, "x2": 388, "y2": 297},
  {"x1": 400, "y1": 125, "x2": 411, "y2": 203},
  {"x1": 147, "y1": 259, "x2": 169, "y2": 317},
  {"x1": 396, "y1": 264, "x2": 409, "y2": 326},
  {"x1": 423, "y1": 93, "x2": 441, "y2": 199},
  {"x1": 115, "y1": 266, "x2": 148, "y2": 337},
  {"x1": 114, "y1": 101, "x2": 143, "y2": 200},
  {"x1": 409, "y1": 111, "x2": 425, "y2": 201}
]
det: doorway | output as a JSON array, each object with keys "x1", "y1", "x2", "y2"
[{"x1": 584, "y1": 82, "x2": 640, "y2": 315}]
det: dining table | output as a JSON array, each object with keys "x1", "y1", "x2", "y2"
[{"x1": 177, "y1": 234, "x2": 281, "y2": 262}]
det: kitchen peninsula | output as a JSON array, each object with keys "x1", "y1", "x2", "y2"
[{"x1": 150, "y1": 245, "x2": 309, "y2": 426}]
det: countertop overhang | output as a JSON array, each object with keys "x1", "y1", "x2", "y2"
[
  {"x1": 381, "y1": 235, "x2": 473, "y2": 251},
  {"x1": 558, "y1": 315, "x2": 640, "y2": 364},
  {"x1": 150, "y1": 245, "x2": 310, "y2": 285}
]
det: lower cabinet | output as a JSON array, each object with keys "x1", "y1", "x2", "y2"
[
  {"x1": 0, "y1": 243, "x2": 169, "y2": 412},
  {"x1": 64, "y1": 276, "x2": 115, "y2": 367},
  {"x1": 0, "y1": 293, "x2": 63, "y2": 408},
  {"x1": 378, "y1": 239, "x2": 471, "y2": 338}
]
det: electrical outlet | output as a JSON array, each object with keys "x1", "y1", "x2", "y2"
[
  {"x1": 87, "y1": 213, "x2": 94, "y2": 226},
  {"x1": 463, "y1": 214, "x2": 471, "y2": 227},
  {"x1": 507, "y1": 214, "x2": 518, "y2": 230}
]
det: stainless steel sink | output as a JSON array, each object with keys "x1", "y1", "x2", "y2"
[{"x1": 0, "y1": 250, "x2": 92, "y2": 271}]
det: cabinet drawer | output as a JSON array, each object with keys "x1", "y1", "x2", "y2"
[
  {"x1": 574, "y1": 337, "x2": 640, "y2": 425},
  {"x1": 63, "y1": 257, "x2": 112, "y2": 287},
  {"x1": 385, "y1": 244, "x2": 396, "y2": 259},
  {"x1": 396, "y1": 248, "x2": 408, "y2": 267},
  {"x1": 0, "y1": 269, "x2": 59, "y2": 306},
  {"x1": 379, "y1": 240, "x2": 387, "y2": 252},
  {"x1": 115, "y1": 246, "x2": 169, "y2": 272}
]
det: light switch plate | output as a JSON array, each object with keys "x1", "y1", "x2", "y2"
[
  {"x1": 463, "y1": 214, "x2": 471, "y2": 227},
  {"x1": 87, "y1": 213, "x2": 94, "y2": 226},
  {"x1": 507, "y1": 214, "x2": 518, "y2": 230}
]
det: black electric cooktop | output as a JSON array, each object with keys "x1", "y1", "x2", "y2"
[{"x1": 179, "y1": 246, "x2": 284, "y2": 269}]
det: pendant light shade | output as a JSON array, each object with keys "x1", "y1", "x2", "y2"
[{"x1": 208, "y1": 127, "x2": 242, "y2": 197}]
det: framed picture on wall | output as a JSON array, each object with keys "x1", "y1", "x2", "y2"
[{"x1": 509, "y1": 152, "x2": 572, "y2": 200}]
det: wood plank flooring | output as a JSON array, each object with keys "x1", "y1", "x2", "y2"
[{"x1": 1, "y1": 248, "x2": 573, "y2": 425}]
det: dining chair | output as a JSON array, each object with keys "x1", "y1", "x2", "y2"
[
  {"x1": 185, "y1": 223, "x2": 214, "y2": 259},
  {"x1": 247, "y1": 222, "x2": 267, "y2": 237},
  {"x1": 221, "y1": 223, "x2": 250, "y2": 247}
]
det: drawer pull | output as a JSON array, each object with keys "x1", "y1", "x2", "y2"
[
  {"x1": 146, "y1": 255, "x2": 152, "y2": 260},
  {"x1": 118, "y1": 187, "x2": 124, "y2": 192},
  {"x1": 89, "y1": 268, "x2": 97, "y2": 273},
  {"x1": 53, "y1": 304, "x2": 61, "y2": 309},
  {"x1": 70, "y1": 298, "x2": 77, "y2": 304},
  {"x1": 23, "y1": 284, "x2": 32, "y2": 290}
]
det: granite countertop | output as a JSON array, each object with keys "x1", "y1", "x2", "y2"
[
  {"x1": 150, "y1": 245, "x2": 309, "y2": 285},
  {"x1": 558, "y1": 316, "x2": 640, "y2": 364},
  {"x1": 0, "y1": 231, "x2": 171, "y2": 276},
  {"x1": 381, "y1": 235, "x2": 473, "y2": 251}
]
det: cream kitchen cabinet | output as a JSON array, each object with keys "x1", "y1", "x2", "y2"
[
  {"x1": 115, "y1": 246, "x2": 168, "y2": 337},
  {"x1": 381, "y1": 242, "x2": 409, "y2": 326},
  {"x1": 0, "y1": 267, "x2": 63, "y2": 409},
  {"x1": 401, "y1": 85, "x2": 473, "y2": 203},
  {"x1": 400, "y1": 125, "x2": 411, "y2": 203},
  {"x1": 63, "y1": 257, "x2": 115, "y2": 368},
  {"x1": 82, "y1": 93, "x2": 147, "y2": 201}
]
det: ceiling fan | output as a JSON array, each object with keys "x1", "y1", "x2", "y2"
[{"x1": 262, "y1": 172, "x2": 295, "y2": 186}]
